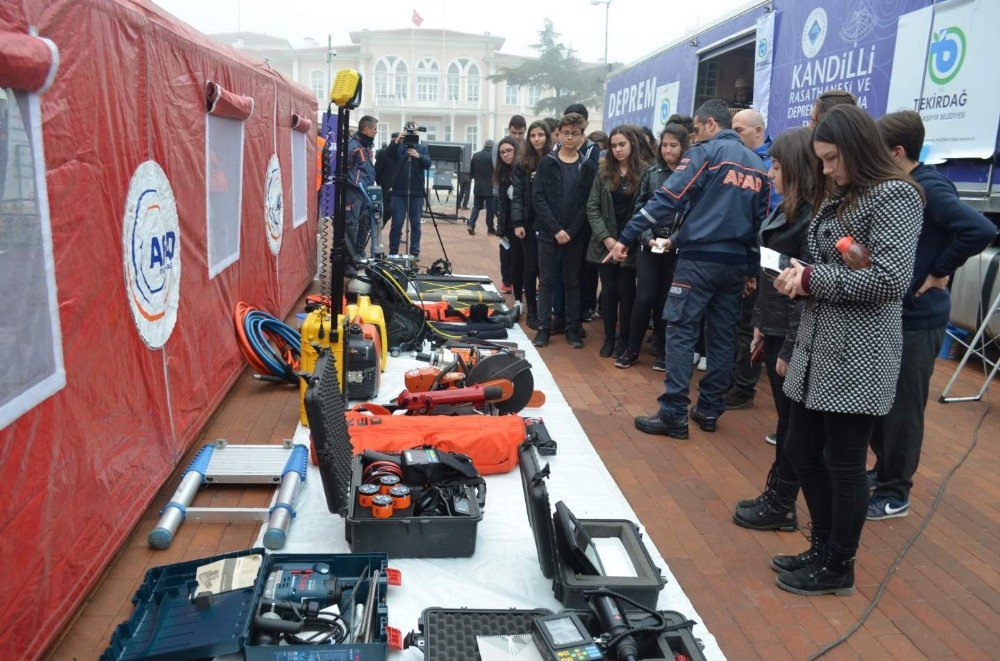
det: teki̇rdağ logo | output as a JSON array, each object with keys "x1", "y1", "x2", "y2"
[
  {"x1": 927, "y1": 26, "x2": 966, "y2": 85},
  {"x1": 758, "y1": 38, "x2": 767, "y2": 59},
  {"x1": 660, "y1": 98, "x2": 672, "y2": 124}
]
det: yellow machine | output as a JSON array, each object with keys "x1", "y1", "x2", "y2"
[{"x1": 346, "y1": 295, "x2": 388, "y2": 366}]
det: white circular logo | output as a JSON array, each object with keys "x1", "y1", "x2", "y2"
[
  {"x1": 122, "y1": 160, "x2": 181, "y2": 349},
  {"x1": 802, "y1": 8, "x2": 828, "y2": 59},
  {"x1": 265, "y1": 153, "x2": 283, "y2": 255}
]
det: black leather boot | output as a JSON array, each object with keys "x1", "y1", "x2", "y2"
[
  {"x1": 770, "y1": 525, "x2": 827, "y2": 573},
  {"x1": 776, "y1": 549, "x2": 855, "y2": 596},
  {"x1": 737, "y1": 465, "x2": 778, "y2": 509},
  {"x1": 733, "y1": 478, "x2": 798, "y2": 532}
]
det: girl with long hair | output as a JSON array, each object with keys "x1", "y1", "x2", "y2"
[
  {"x1": 586, "y1": 125, "x2": 649, "y2": 358},
  {"x1": 732, "y1": 127, "x2": 816, "y2": 533},
  {"x1": 512, "y1": 120, "x2": 552, "y2": 329},
  {"x1": 616, "y1": 122, "x2": 689, "y2": 369},
  {"x1": 494, "y1": 137, "x2": 522, "y2": 303},
  {"x1": 772, "y1": 105, "x2": 923, "y2": 596}
]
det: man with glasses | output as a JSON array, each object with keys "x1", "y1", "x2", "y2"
[
  {"x1": 346, "y1": 115, "x2": 378, "y2": 257},
  {"x1": 608, "y1": 99, "x2": 769, "y2": 438},
  {"x1": 531, "y1": 112, "x2": 597, "y2": 349}
]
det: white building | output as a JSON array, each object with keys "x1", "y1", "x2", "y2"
[{"x1": 211, "y1": 28, "x2": 604, "y2": 146}]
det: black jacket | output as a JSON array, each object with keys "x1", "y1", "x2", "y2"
[
  {"x1": 903, "y1": 164, "x2": 997, "y2": 330},
  {"x1": 383, "y1": 141, "x2": 431, "y2": 198},
  {"x1": 470, "y1": 148, "x2": 495, "y2": 196},
  {"x1": 495, "y1": 176, "x2": 514, "y2": 237},
  {"x1": 633, "y1": 163, "x2": 675, "y2": 247},
  {"x1": 511, "y1": 163, "x2": 535, "y2": 232},
  {"x1": 374, "y1": 145, "x2": 393, "y2": 188},
  {"x1": 752, "y1": 204, "x2": 811, "y2": 361},
  {"x1": 531, "y1": 150, "x2": 598, "y2": 243}
]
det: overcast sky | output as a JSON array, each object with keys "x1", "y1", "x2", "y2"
[{"x1": 153, "y1": 0, "x2": 754, "y2": 66}]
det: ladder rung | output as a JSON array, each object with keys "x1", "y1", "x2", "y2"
[{"x1": 186, "y1": 507, "x2": 271, "y2": 523}]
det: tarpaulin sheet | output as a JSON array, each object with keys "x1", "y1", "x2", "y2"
[{"x1": 0, "y1": 1, "x2": 317, "y2": 657}]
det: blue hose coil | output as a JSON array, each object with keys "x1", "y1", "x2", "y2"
[
  {"x1": 282, "y1": 444, "x2": 309, "y2": 481},
  {"x1": 181, "y1": 444, "x2": 215, "y2": 482},
  {"x1": 242, "y1": 309, "x2": 302, "y2": 383}
]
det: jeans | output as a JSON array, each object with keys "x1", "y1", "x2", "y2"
[
  {"x1": 468, "y1": 195, "x2": 495, "y2": 231},
  {"x1": 537, "y1": 238, "x2": 584, "y2": 330},
  {"x1": 346, "y1": 191, "x2": 371, "y2": 258},
  {"x1": 458, "y1": 181, "x2": 471, "y2": 208},
  {"x1": 657, "y1": 259, "x2": 744, "y2": 419},
  {"x1": 764, "y1": 335, "x2": 797, "y2": 483},
  {"x1": 389, "y1": 194, "x2": 424, "y2": 256},
  {"x1": 730, "y1": 291, "x2": 763, "y2": 398},
  {"x1": 628, "y1": 248, "x2": 675, "y2": 355},
  {"x1": 786, "y1": 401, "x2": 877, "y2": 557},
  {"x1": 597, "y1": 263, "x2": 637, "y2": 343},
  {"x1": 870, "y1": 326, "x2": 945, "y2": 501}
]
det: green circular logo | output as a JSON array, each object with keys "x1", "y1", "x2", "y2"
[{"x1": 927, "y1": 26, "x2": 966, "y2": 85}]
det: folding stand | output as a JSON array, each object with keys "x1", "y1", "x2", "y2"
[{"x1": 939, "y1": 285, "x2": 1000, "y2": 402}]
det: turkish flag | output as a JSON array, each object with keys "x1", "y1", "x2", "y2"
[{"x1": 412, "y1": 9, "x2": 423, "y2": 26}]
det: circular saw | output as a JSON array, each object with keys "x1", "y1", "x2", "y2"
[{"x1": 465, "y1": 352, "x2": 536, "y2": 414}]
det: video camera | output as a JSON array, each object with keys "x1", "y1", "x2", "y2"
[{"x1": 402, "y1": 120, "x2": 427, "y2": 146}]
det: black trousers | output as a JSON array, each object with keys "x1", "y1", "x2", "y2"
[
  {"x1": 499, "y1": 225, "x2": 525, "y2": 299},
  {"x1": 458, "y1": 181, "x2": 470, "y2": 208},
  {"x1": 730, "y1": 291, "x2": 762, "y2": 398},
  {"x1": 597, "y1": 263, "x2": 637, "y2": 343},
  {"x1": 786, "y1": 401, "x2": 877, "y2": 557},
  {"x1": 537, "y1": 238, "x2": 584, "y2": 330},
  {"x1": 521, "y1": 230, "x2": 538, "y2": 310},
  {"x1": 380, "y1": 185, "x2": 393, "y2": 223},
  {"x1": 763, "y1": 335, "x2": 797, "y2": 483},
  {"x1": 628, "y1": 248, "x2": 674, "y2": 355},
  {"x1": 870, "y1": 327, "x2": 945, "y2": 501}
]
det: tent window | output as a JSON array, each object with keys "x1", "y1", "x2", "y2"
[
  {"x1": 291, "y1": 130, "x2": 307, "y2": 227},
  {"x1": 0, "y1": 88, "x2": 65, "y2": 430},
  {"x1": 206, "y1": 114, "x2": 245, "y2": 278}
]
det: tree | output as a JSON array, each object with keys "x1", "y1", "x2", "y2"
[{"x1": 490, "y1": 20, "x2": 608, "y2": 115}]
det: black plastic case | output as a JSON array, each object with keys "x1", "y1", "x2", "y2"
[
  {"x1": 102, "y1": 547, "x2": 388, "y2": 661},
  {"x1": 518, "y1": 442, "x2": 667, "y2": 609},
  {"x1": 305, "y1": 348, "x2": 483, "y2": 558},
  {"x1": 405, "y1": 607, "x2": 706, "y2": 661},
  {"x1": 345, "y1": 456, "x2": 483, "y2": 558}
]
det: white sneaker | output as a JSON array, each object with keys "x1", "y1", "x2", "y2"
[
  {"x1": 765, "y1": 433, "x2": 777, "y2": 445},
  {"x1": 697, "y1": 356, "x2": 707, "y2": 372},
  {"x1": 692, "y1": 352, "x2": 701, "y2": 366}
]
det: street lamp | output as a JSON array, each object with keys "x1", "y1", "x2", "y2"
[{"x1": 591, "y1": 0, "x2": 612, "y2": 69}]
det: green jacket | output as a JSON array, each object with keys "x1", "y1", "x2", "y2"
[{"x1": 586, "y1": 169, "x2": 636, "y2": 267}]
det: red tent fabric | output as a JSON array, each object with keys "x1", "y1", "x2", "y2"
[{"x1": 0, "y1": 1, "x2": 317, "y2": 656}]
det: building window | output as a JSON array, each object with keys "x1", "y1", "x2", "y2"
[
  {"x1": 527, "y1": 85, "x2": 541, "y2": 107},
  {"x1": 375, "y1": 56, "x2": 408, "y2": 101},
  {"x1": 465, "y1": 125, "x2": 478, "y2": 147},
  {"x1": 0, "y1": 88, "x2": 66, "y2": 429},
  {"x1": 504, "y1": 84, "x2": 519, "y2": 106},
  {"x1": 444, "y1": 124, "x2": 452, "y2": 142},
  {"x1": 416, "y1": 57, "x2": 439, "y2": 101},
  {"x1": 374, "y1": 61, "x2": 389, "y2": 98},
  {"x1": 310, "y1": 71, "x2": 326, "y2": 103},
  {"x1": 446, "y1": 63, "x2": 460, "y2": 101},
  {"x1": 466, "y1": 62, "x2": 480, "y2": 102},
  {"x1": 290, "y1": 130, "x2": 307, "y2": 227},
  {"x1": 206, "y1": 114, "x2": 245, "y2": 277},
  {"x1": 378, "y1": 122, "x2": 389, "y2": 144},
  {"x1": 423, "y1": 123, "x2": 439, "y2": 141},
  {"x1": 395, "y1": 62, "x2": 408, "y2": 100}
]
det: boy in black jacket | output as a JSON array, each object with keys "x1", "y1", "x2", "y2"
[
  {"x1": 870, "y1": 110, "x2": 997, "y2": 519},
  {"x1": 532, "y1": 113, "x2": 597, "y2": 348}
]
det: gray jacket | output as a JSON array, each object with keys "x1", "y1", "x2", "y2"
[{"x1": 783, "y1": 180, "x2": 923, "y2": 416}]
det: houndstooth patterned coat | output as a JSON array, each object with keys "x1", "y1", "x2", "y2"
[{"x1": 783, "y1": 180, "x2": 923, "y2": 416}]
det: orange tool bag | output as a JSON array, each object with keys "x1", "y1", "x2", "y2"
[{"x1": 344, "y1": 404, "x2": 527, "y2": 475}]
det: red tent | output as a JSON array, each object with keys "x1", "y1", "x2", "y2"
[{"x1": 0, "y1": 1, "x2": 317, "y2": 656}]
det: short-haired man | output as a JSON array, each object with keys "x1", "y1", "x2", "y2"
[
  {"x1": 532, "y1": 112, "x2": 597, "y2": 349},
  {"x1": 384, "y1": 128, "x2": 431, "y2": 259},
  {"x1": 609, "y1": 99, "x2": 769, "y2": 438},
  {"x1": 346, "y1": 115, "x2": 378, "y2": 256},
  {"x1": 868, "y1": 110, "x2": 996, "y2": 519},
  {"x1": 468, "y1": 140, "x2": 496, "y2": 235},
  {"x1": 508, "y1": 114, "x2": 527, "y2": 141}
]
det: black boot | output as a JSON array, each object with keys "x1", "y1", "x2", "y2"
[
  {"x1": 599, "y1": 335, "x2": 616, "y2": 358},
  {"x1": 770, "y1": 525, "x2": 827, "y2": 573},
  {"x1": 776, "y1": 549, "x2": 855, "y2": 596},
  {"x1": 737, "y1": 465, "x2": 778, "y2": 509},
  {"x1": 526, "y1": 304, "x2": 539, "y2": 330},
  {"x1": 733, "y1": 478, "x2": 799, "y2": 532},
  {"x1": 533, "y1": 328, "x2": 551, "y2": 347}
]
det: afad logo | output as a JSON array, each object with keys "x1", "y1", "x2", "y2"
[
  {"x1": 928, "y1": 26, "x2": 966, "y2": 85},
  {"x1": 758, "y1": 38, "x2": 768, "y2": 59},
  {"x1": 265, "y1": 153, "x2": 283, "y2": 255},
  {"x1": 659, "y1": 97, "x2": 672, "y2": 124},
  {"x1": 122, "y1": 161, "x2": 181, "y2": 349},
  {"x1": 801, "y1": 7, "x2": 828, "y2": 59}
]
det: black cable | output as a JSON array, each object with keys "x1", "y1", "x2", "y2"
[
  {"x1": 588, "y1": 588, "x2": 694, "y2": 656},
  {"x1": 808, "y1": 392, "x2": 992, "y2": 659},
  {"x1": 284, "y1": 610, "x2": 348, "y2": 645}
]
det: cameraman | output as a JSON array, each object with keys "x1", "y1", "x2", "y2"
[{"x1": 385, "y1": 126, "x2": 431, "y2": 259}]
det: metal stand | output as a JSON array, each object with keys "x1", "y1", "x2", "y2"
[
  {"x1": 148, "y1": 440, "x2": 308, "y2": 550},
  {"x1": 940, "y1": 286, "x2": 1000, "y2": 403}
]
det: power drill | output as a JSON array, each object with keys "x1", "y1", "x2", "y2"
[{"x1": 262, "y1": 562, "x2": 349, "y2": 603}]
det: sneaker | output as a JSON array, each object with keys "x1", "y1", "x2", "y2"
[
  {"x1": 599, "y1": 338, "x2": 616, "y2": 358},
  {"x1": 765, "y1": 433, "x2": 777, "y2": 446},
  {"x1": 724, "y1": 390, "x2": 754, "y2": 410},
  {"x1": 467, "y1": 227, "x2": 476, "y2": 236},
  {"x1": 566, "y1": 328, "x2": 584, "y2": 349},
  {"x1": 866, "y1": 468, "x2": 877, "y2": 491},
  {"x1": 499, "y1": 283, "x2": 513, "y2": 294},
  {"x1": 487, "y1": 228, "x2": 497, "y2": 236},
  {"x1": 689, "y1": 407, "x2": 717, "y2": 432},
  {"x1": 652, "y1": 358, "x2": 667, "y2": 372},
  {"x1": 611, "y1": 341, "x2": 626, "y2": 360},
  {"x1": 532, "y1": 329, "x2": 551, "y2": 347},
  {"x1": 866, "y1": 495, "x2": 909, "y2": 520},
  {"x1": 615, "y1": 350, "x2": 639, "y2": 369},
  {"x1": 634, "y1": 413, "x2": 689, "y2": 439},
  {"x1": 697, "y1": 356, "x2": 708, "y2": 371},
  {"x1": 581, "y1": 308, "x2": 595, "y2": 322}
]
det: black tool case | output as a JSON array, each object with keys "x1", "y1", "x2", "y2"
[
  {"x1": 304, "y1": 347, "x2": 483, "y2": 558},
  {"x1": 518, "y1": 442, "x2": 667, "y2": 609},
  {"x1": 101, "y1": 547, "x2": 388, "y2": 661},
  {"x1": 404, "y1": 606, "x2": 706, "y2": 660}
]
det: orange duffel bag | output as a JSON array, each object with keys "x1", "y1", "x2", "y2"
[{"x1": 344, "y1": 404, "x2": 527, "y2": 474}]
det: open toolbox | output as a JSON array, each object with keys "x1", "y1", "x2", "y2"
[
  {"x1": 404, "y1": 606, "x2": 706, "y2": 660},
  {"x1": 518, "y1": 442, "x2": 667, "y2": 609},
  {"x1": 304, "y1": 347, "x2": 484, "y2": 558},
  {"x1": 101, "y1": 548, "x2": 388, "y2": 661}
]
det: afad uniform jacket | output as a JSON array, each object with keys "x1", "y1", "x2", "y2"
[{"x1": 618, "y1": 129, "x2": 769, "y2": 268}]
